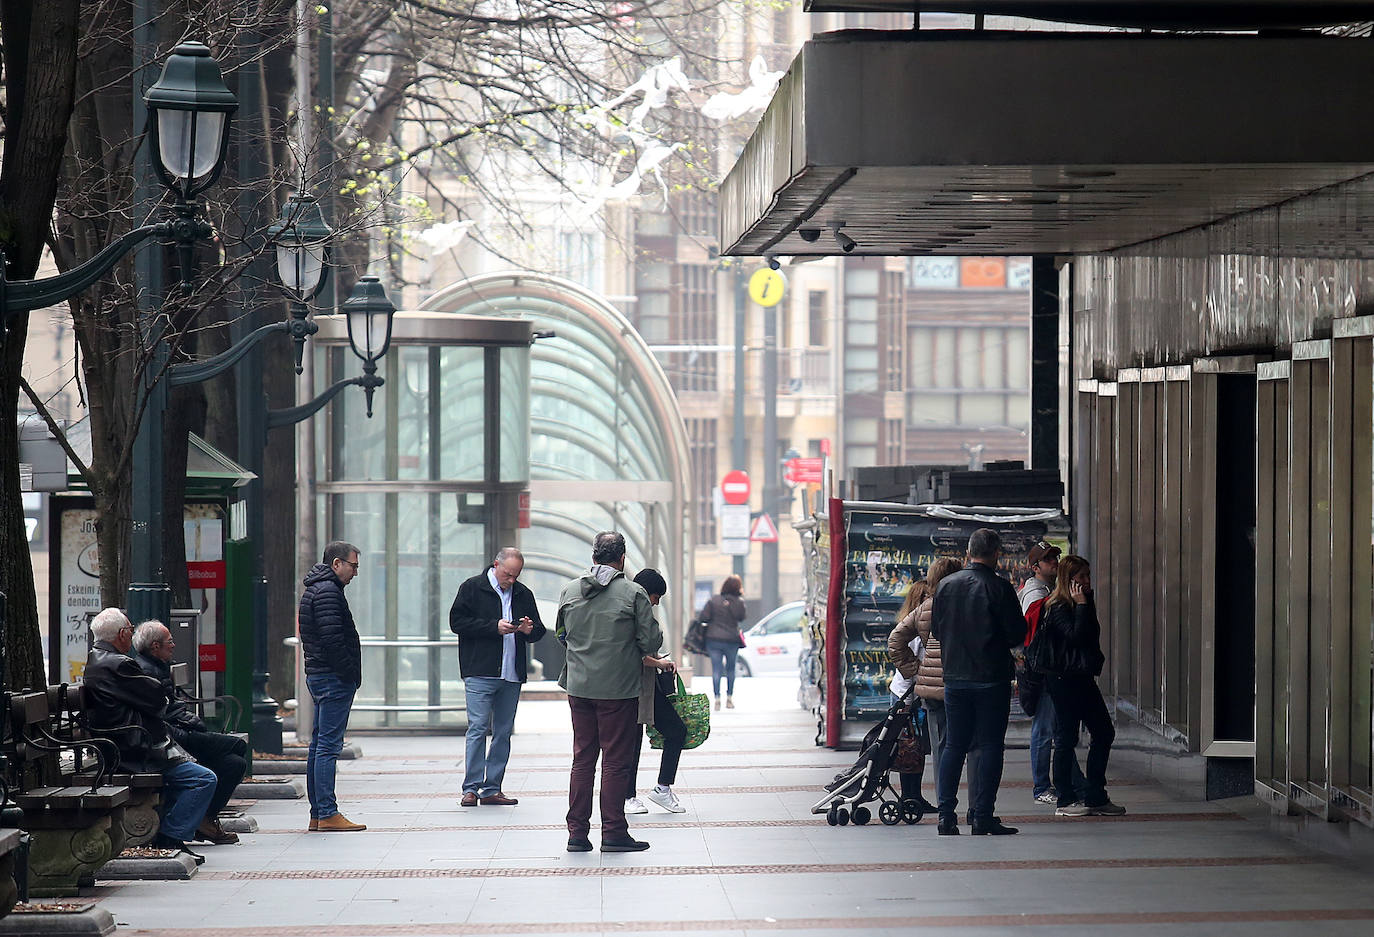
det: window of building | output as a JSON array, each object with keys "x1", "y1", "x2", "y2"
[
  {"x1": 685, "y1": 418, "x2": 718, "y2": 544},
  {"x1": 670, "y1": 263, "x2": 718, "y2": 392},
  {"x1": 808, "y1": 291, "x2": 827, "y2": 346}
]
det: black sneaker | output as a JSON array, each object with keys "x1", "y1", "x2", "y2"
[
  {"x1": 971, "y1": 820, "x2": 1019, "y2": 835},
  {"x1": 566, "y1": 836, "x2": 593, "y2": 853},
  {"x1": 937, "y1": 816, "x2": 960, "y2": 835},
  {"x1": 601, "y1": 836, "x2": 650, "y2": 852}
]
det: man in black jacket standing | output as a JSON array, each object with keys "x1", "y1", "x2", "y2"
[
  {"x1": 449, "y1": 547, "x2": 546, "y2": 806},
  {"x1": 132, "y1": 620, "x2": 248, "y2": 845},
  {"x1": 298, "y1": 541, "x2": 366, "y2": 832},
  {"x1": 930, "y1": 528, "x2": 1026, "y2": 837},
  {"x1": 84, "y1": 608, "x2": 217, "y2": 860}
]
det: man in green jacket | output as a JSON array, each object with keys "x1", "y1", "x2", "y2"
[{"x1": 556, "y1": 530, "x2": 662, "y2": 853}]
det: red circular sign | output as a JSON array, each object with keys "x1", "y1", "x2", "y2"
[{"x1": 721, "y1": 470, "x2": 751, "y2": 505}]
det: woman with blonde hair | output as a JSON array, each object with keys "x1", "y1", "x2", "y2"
[
  {"x1": 1035, "y1": 555, "x2": 1125, "y2": 817},
  {"x1": 885, "y1": 578, "x2": 934, "y2": 810}
]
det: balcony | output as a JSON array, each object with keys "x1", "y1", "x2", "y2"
[{"x1": 778, "y1": 348, "x2": 833, "y2": 395}]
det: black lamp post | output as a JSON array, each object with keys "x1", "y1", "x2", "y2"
[{"x1": 245, "y1": 275, "x2": 394, "y2": 753}]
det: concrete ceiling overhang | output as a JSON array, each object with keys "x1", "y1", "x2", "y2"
[
  {"x1": 802, "y1": 2, "x2": 1374, "y2": 30},
  {"x1": 718, "y1": 32, "x2": 1374, "y2": 258}
]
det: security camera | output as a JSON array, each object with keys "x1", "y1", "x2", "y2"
[
  {"x1": 798, "y1": 227, "x2": 821, "y2": 243},
  {"x1": 835, "y1": 230, "x2": 857, "y2": 253}
]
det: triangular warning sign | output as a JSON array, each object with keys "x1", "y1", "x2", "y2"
[{"x1": 749, "y1": 513, "x2": 779, "y2": 543}]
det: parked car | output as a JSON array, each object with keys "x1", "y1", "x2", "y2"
[{"x1": 737, "y1": 601, "x2": 804, "y2": 677}]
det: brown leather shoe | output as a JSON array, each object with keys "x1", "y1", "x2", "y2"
[
  {"x1": 316, "y1": 813, "x2": 367, "y2": 831},
  {"x1": 193, "y1": 819, "x2": 240, "y2": 845},
  {"x1": 479, "y1": 793, "x2": 519, "y2": 806},
  {"x1": 460, "y1": 792, "x2": 479, "y2": 807},
  {"x1": 308, "y1": 818, "x2": 319, "y2": 832}
]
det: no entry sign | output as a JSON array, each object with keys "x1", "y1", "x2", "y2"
[{"x1": 721, "y1": 470, "x2": 751, "y2": 505}]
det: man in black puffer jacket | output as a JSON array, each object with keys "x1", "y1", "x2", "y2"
[{"x1": 298, "y1": 540, "x2": 365, "y2": 832}]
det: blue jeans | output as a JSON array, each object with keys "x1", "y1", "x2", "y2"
[
  {"x1": 937, "y1": 682, "x2": 1010, "y2": 826},
  {"x1": 463, "y1": 676, "x2": 522, "y2": 797},
  {"x1": 705, "y1": 639, "x2": 739, "y2": 697},
  {"x1": 307, "y1": 672, "x2": 357, "y2": 820},
  {"x1": 1031, "y1": 689, "x2": 1087, "y2": 798},
  {"x1": 160, "y1": 760, "x2": 217, "y2": 842}
]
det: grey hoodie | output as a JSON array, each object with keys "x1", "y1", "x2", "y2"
[{"x1": 555, "y1": 566, "x2": 663, "y2": 699}]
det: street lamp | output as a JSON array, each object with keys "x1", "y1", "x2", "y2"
[
  {"x1": 266, "y1": 193, "x2": 333, "y2": 373},
  {"x1": 0, "y1": 41, "x2": 236, "y2": 346},
  {"x1": 341, "y1": 276, "x2": 396, "y2": 418}
]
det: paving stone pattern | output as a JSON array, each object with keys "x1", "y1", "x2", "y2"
[{"x1": 86, "y1": 677, "x2": 1374, "y2": 936}]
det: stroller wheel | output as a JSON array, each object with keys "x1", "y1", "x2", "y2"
[
  {"x1": 835, "y1": 807, "x2": 850, "y2": 826},
  {"x1": 826, "y1": 805, "x2": 839, "y2": 826},
  {"x1": 879, "y1": 802, "x2": 901, "y2": 825},
  {"x1": 852, "y1": 806, "x2": 871, "y2": 825},
  {"x1": 900, "y1": 797, "x2": 924, "y2": 824}
]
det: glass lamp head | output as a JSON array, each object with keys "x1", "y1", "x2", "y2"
[
  {"x1": 143, "y1": 41, "x2": 238, "y2": 201},
  {"x1": 268, "y1": 193, "x2": 332, "y2": 301}
]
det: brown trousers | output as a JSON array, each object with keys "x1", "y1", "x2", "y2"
[{"x1": 566, "y1": 695, "x2": 640, "y2": 840}]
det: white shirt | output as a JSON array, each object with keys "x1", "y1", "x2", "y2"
[
  {"x1": 889, "y1": 635, "x2": 923, "y2": 698},
  {"x1": 487, "y1": 568, "x2": 518, "y2": 683}
]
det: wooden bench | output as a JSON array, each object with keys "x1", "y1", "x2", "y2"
[
  {"x1": 3, "y1": 691, "x2": 130, "y2": 897},
  {"x1": 47, "y1": 684, "x2": 164, "y2": 848}
]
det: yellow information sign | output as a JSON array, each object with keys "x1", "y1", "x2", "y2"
[{"x1": 748, "y1": 267, "x2": 786, "y2": 307}]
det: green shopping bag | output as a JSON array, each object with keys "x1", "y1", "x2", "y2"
[{"x1": 647, "y1": 673, "x2": 710, "y2": 751}]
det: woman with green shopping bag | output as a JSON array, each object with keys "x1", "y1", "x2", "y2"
[{"x1": 623, "y1": 569, "x2": 702, "y2": 814}]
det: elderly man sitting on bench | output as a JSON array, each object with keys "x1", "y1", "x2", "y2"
[
  {"x1": 133, "y1": 620, "x2": 248, "y2": 845},
  {"x1": 84, "y1": 608, "x2": 217, "y2": 863}
]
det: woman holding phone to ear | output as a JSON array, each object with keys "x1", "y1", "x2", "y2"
[{"x1": 1038, "y1": 555, "x2": 1125, "y2": 818}]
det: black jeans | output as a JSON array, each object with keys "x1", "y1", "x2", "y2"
[
  {"x1": 179, "y1": 729, "x2": 250, "y2": 818},
  {"x1": 936, "y1": 682, "x2": 1009, "y2": 826},
  {"x1": 628, "y1": 683, "x2": 687, "y2": 797},
  {"x1": 1046, "y1": 674, "x2": 1115, "y2": 808}
]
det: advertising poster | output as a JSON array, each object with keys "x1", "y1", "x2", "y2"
[
  {"x1": 54, "y1": 507, "x2": 101, "y2": 682},
  {"x1": 837, "y1": 507, "x2": 1049, "y2": 724}
]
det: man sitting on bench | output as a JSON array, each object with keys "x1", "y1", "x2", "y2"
[
  {"x1": 133, "y1": 620, "x2": 247, "y2": 845},
  {"x1": 84, "y1": 608, "x2": 218, "y2": 863}
]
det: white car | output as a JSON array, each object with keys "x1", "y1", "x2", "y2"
[{"x1": 737, "y1": 601, "x2": 804, "y2": 677}]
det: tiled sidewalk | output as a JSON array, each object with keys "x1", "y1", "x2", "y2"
[{"x1": 92, "y1": 677, "x2": 1374, "y2": 936}]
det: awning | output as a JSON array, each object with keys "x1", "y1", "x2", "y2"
[
  {"x1": 62, "y1": 417, "x2": 255, "y2": 495},
  {"x1": 801, "y1": 2, "x2": 1374, "y2": 30},
  {"x1": 719, "y1": 31, "x2": 1374, "y2": 258}
]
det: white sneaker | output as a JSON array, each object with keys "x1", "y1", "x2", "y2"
[
  {"x1": 1034, "y1": 791, "x2": 1058, "y2": 805},
  {"x1": 646, "y1": 787, "x2": 685, "y2": 814},
  {"x1": 624, "y1": 797, "x2": 649, "y2": 815}
]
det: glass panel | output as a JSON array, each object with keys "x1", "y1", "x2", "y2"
[
  {"x1": 396, "y1": 345, "x2": 430, "y2": 480},
  {"x1": 933, "y1": 327, "x2": 956, "y2": 387},
  {"x1": 847, "y1": 417, "x2": 879, "y2": 444},
  {"x1": 845, "y1": 268, "x2": 879, "y2": 294},
  {"x1": 957, "y1": 329, "x2": 982, "y2": 387},
  {"x1": 961, "y1": 393, "x2": 1006, "y2": 426},
  {"x1": 847, "y1": 297, "x2": 877, "y2": 322},
  {"x1": 847, "y1": 445, "x2": 877, "y2": 467},
  {"x1": 330, "y1": 346, "x2": 386, "y2": 480},
  {"x1": 908, "y1": 391, "x2": 958, "y2": 425},
  {"x1": 847, "y1": 322, "x2": 877, "y2": 346},
  {"x1": 1007, "y1": 392, "x2": 1031, "y2": 428},
  {"x1": 1006, "y1": 328, "x2": 1030, "y2": 389},
  {"x1": 439, "y1": 345, "x2": 485, "y2": 481},
  {"x1": 500, "y1": 346, "x2": 531, "y2": 482},
  {"x1": 908, "y1": 327, "x2": 934, "y2": 385}
]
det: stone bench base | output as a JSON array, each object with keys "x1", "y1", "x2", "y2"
[
  {"x1": 233, "y1": 776, "x2": 305, "y2": 800},
  {"x1": 0, "y1": 901, "x2": 116, "y2": 936}
]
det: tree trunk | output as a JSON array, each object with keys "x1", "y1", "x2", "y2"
[{"x1": 0, "y1": 0, "x2": 82, "y2": 691}]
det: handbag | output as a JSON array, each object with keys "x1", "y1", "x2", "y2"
[
  {"x1": 684, "y1": 620, "x2": 708, "y2": 654},
  {"x1": 648, "y1": 673, "x2": 710, "y2": 751},
  {"x1": 891, "y1": 706, "x2": 929, "y2": 774},
  {"x1": 736, "y1": 629, "x2": 748, "y2": 649}
]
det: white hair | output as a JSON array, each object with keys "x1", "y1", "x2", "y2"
[
  {"x1": 90, "y1": 607, "x2": 130, "y2": 643},
  {"x1": 132, "y1": 620, "x2": 169, "y2": 653},
  {"x1": 494, "y1": 547, "x2": 523, "y2": 565}
]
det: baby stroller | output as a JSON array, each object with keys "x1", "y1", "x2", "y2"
[{"x1": 811, "y1": 686, "x2": 927, "y2": 827}]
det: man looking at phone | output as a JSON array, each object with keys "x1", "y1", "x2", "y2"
[{"x1": 450, "y1": 547, "x2": 546, "y2": 806}]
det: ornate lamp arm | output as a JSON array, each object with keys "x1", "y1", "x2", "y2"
[
  {"x1": 1, "y1": 223, "x2": 170, "y2": 316},
  {"x1": 168, "y1": 321, "x2": 290, "y2": 387},
  {"x1": 266, "y1": 373, "x2": 384, "y2": 429}
]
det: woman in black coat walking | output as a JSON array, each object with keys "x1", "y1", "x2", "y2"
[
  {"x1": 1038, "y1": 555, "x2": 1126, "y2": 818},
  {"x1": 699, "y1": 575, "x2": 747, "y2": 710}
]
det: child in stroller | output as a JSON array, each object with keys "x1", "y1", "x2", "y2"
[{"x1": 812, "y1": 686, "x2": 927, "y2": 826}]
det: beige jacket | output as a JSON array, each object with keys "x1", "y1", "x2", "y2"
[{"x1": 912, "y1": 596, "x2": 945, "y2": 701}]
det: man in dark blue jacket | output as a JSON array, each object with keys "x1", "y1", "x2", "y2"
[
  {"x1": 298, "y1": 540, "x2": 365, "y2": 832},
  {"x1": 930, "y1": 528, "x2": 1026, "y2": 837},
  {"x1": 449, "y1": 547, "x2": 546, "y2": 806}
]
